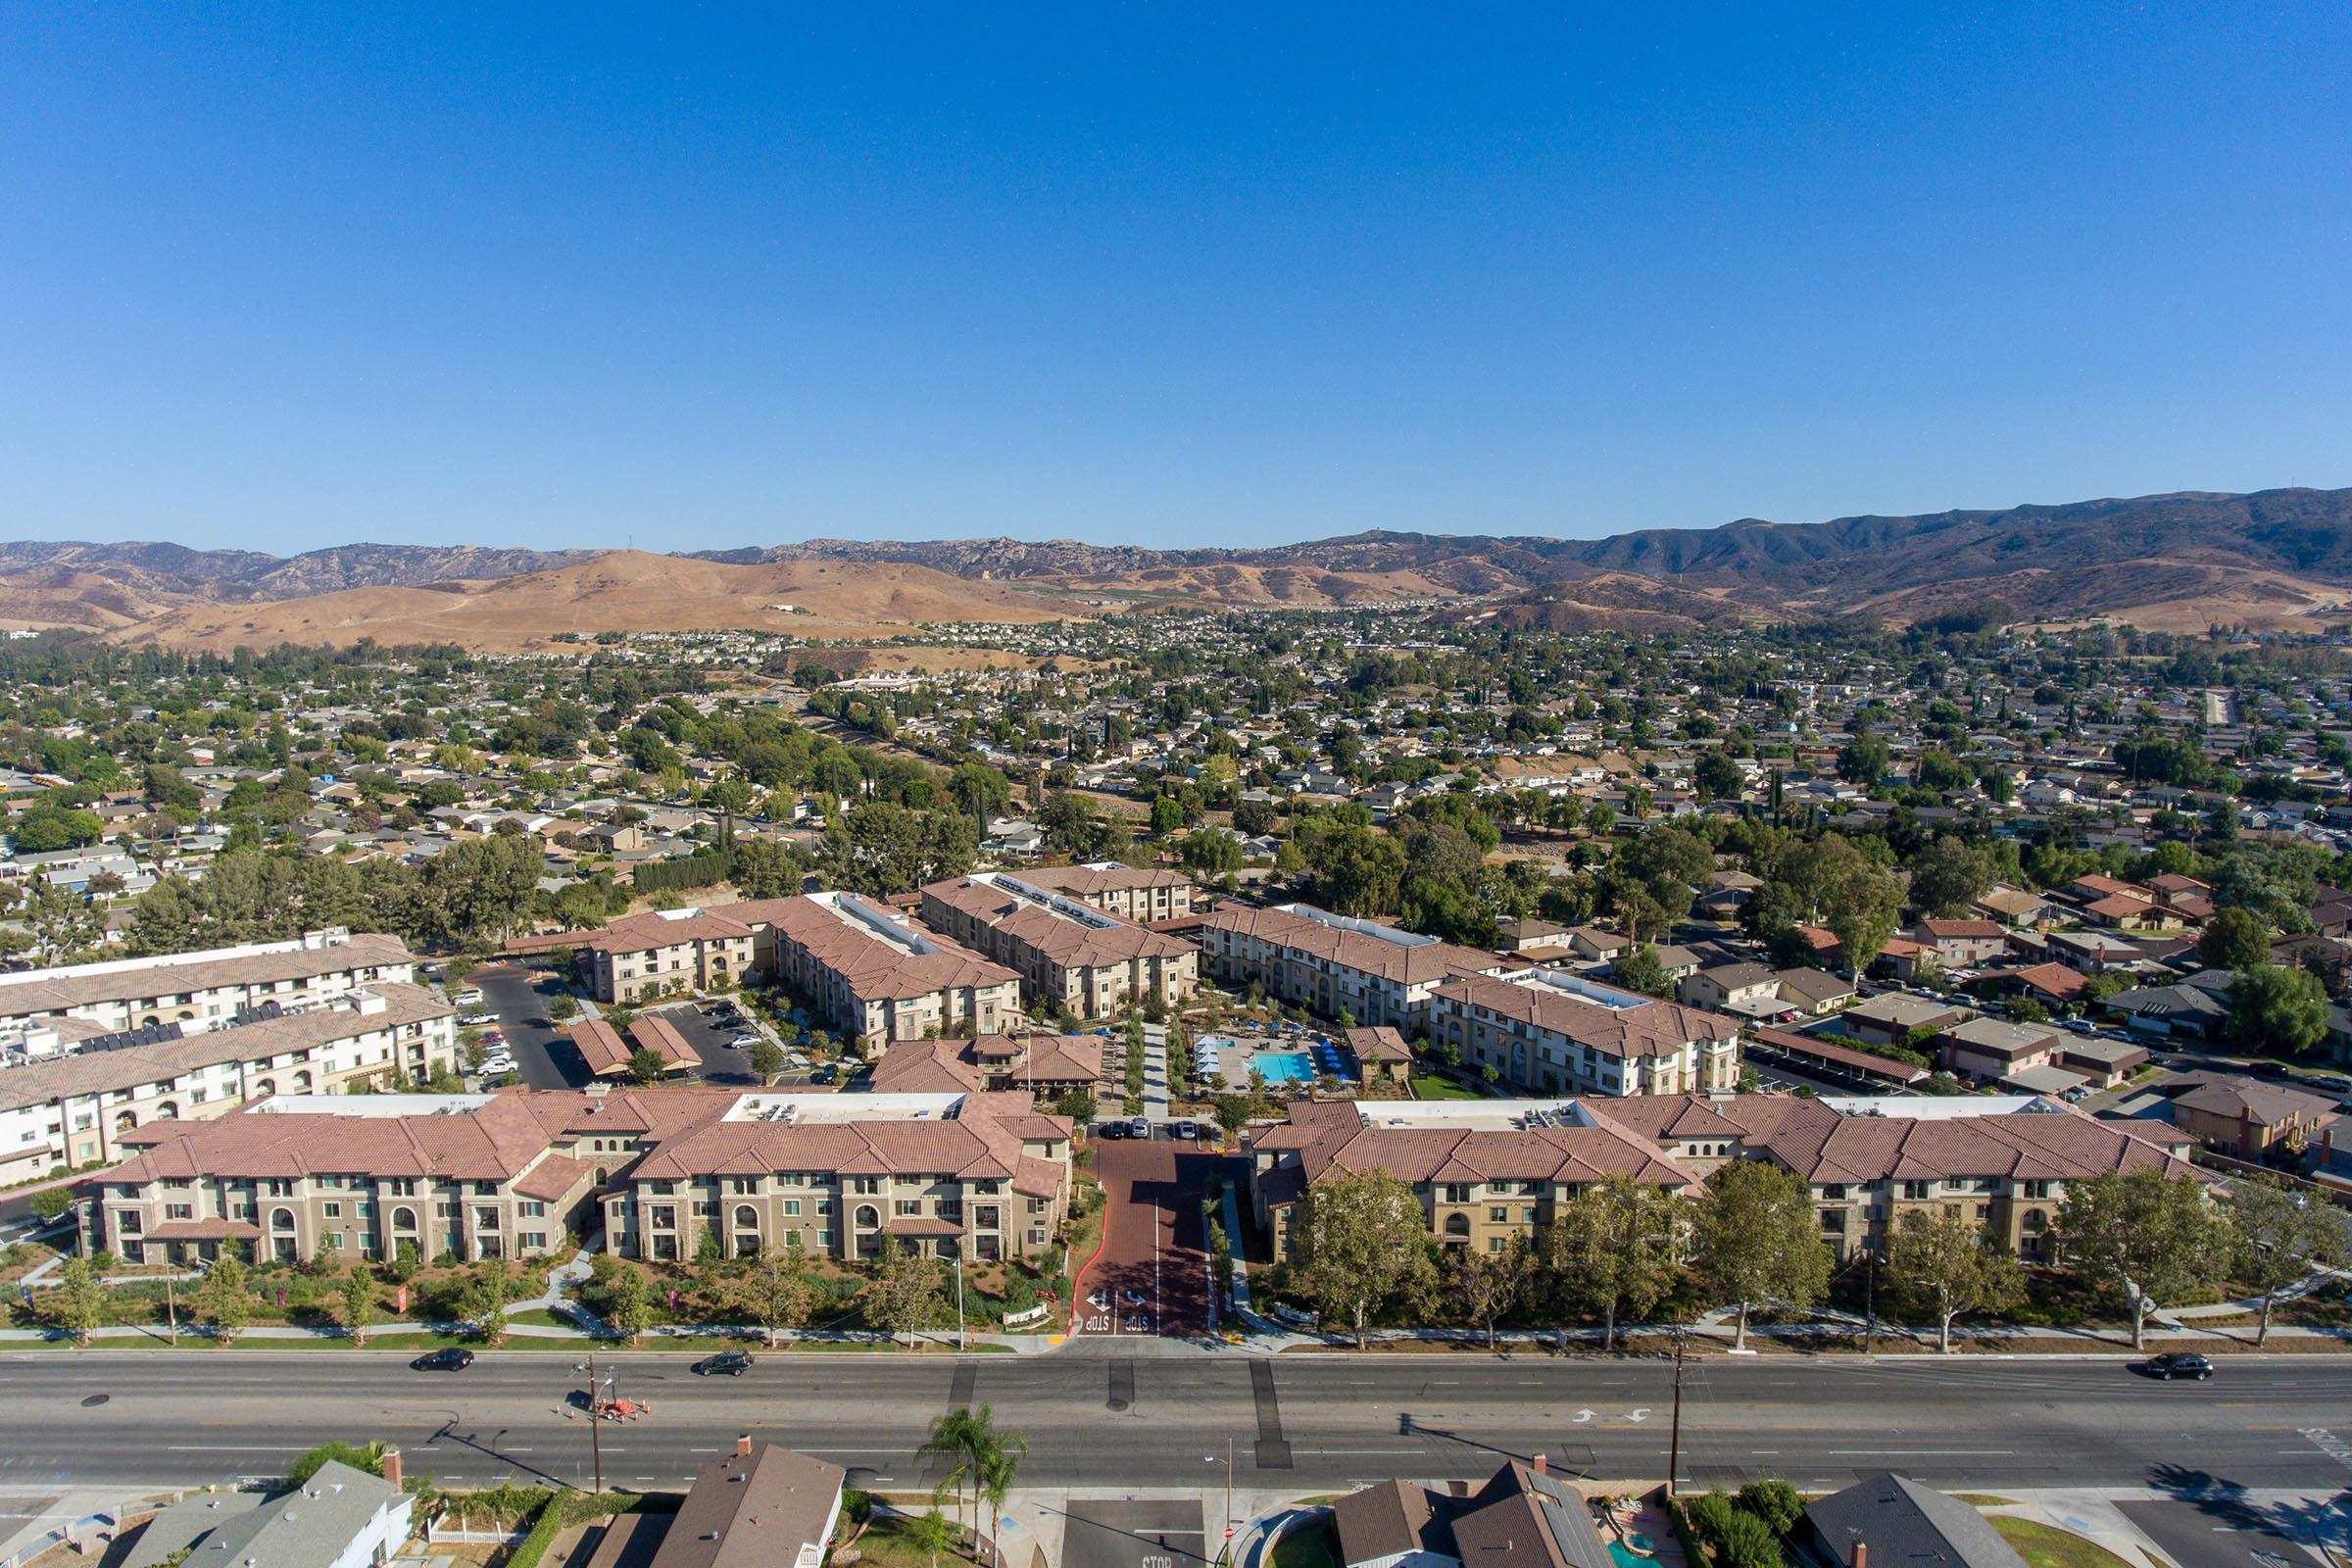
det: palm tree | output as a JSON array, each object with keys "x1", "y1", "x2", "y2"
[
  {"x1": 919, "y1": 1406, "x2": 983, "y2": 1543},
  {"x1": 978, "y1": 1435, "x2": 1027, "y2": 1566}
]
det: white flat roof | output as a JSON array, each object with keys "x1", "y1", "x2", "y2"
[
  {"x1": 253, "y1": 1093, "x2": 494, "y2": 1117},
  {"x1": 1351, "y1": 1098, "x2": 1604, "y2": 1131},
  {"x1": 1819, "y1": 1094, "x2": 2070, "y2": 1119},
  {"x1": 724, "y1": 1091, "x2": 967, "y2": 1124}
]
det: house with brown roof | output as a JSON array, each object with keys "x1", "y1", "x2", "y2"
[
  {"x1": 919, "y1": 872, "x2": 1199, "y2": 1018},
  {"x1": 1428, "y1": 968, "x2": 1741, "y2": 1098},
  {"x1": 2164, "y1": 1074, "x2": 2343, "y2": 1163},
  {"x1": 1907, "y1": 919, "x2": 2009, "y2": 966},
  {"x1": 1194, "y1": 903, "x2": 1506, "y2": 1029},
  {"x1": 647, "y1": 1439, "x2": 844, "y2": 1568},
  {"x1": 1344, "y1": 1025, "x2": 1416, "y2": 1083},
  {"x1": 1332, "y1": 1459, "x2": 1612, "y2": 1568}
]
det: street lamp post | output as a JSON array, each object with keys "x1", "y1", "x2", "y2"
[{"x1": 955, "y1": 1255, "x2": 967, "y2": 1349}]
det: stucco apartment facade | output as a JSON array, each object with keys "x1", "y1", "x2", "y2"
[
  {"x1": 1250, "y1": 1091, "x2": 2201, "y2": 1267},
  {"x1": 1193, "y1": 902, "x2": 1505, "y2": 1031},
  {"x1": 1, "y1": 983, "x2": 457, "y2": 1180},
  {"x1": 90, "y1": 1084, "x2": 1073, "y2": 1269},
  {"x1": 0, "y1": 928, "x2": 418, "y2": 1033},
  {"x1": 511, "y1": 907, "x2": 757, "y2": 1004},
  {"x1": 749, "y1": 892, "x2": 1023, "y2": 1047},
  {"x1": 1010, "y1": 862, "x2": 1200, "y2": 923},
  {"x1": 919, "y1": 872, "x2": 1200, "y2": 1017},
  {"x1": 1427, "y1": 968, "x2": 1741, "y2": 1097}
]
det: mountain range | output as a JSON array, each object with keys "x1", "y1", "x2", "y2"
[{"x1": 5, "y1": 487, "x2": 2347, "y2": 652}]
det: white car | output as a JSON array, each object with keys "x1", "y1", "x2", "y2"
[
  {"x1": 729, "y1": 1033, "x2": 762, "y2": 1049},
  {"x1": 481, "y1": 1054, "x2": 516, "y2": 1073}
]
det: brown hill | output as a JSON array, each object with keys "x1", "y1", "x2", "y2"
[{"x1": 111, "y1": 552, "x2": 1084, "y2": 654}]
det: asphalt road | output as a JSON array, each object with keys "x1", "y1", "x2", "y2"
[{"x1": 6, "y1": 1349, "x2": 2352, "y2": 1499}]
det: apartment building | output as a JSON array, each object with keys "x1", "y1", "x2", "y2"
[
  {"x1": 749, "y1": 893, "x2": 1022, "y2": 1047},
  {"x1": 512, "y1": 907, "x2": 757, "y2": 1004},
  {"x1": 919, "y1": 872, "x2": 1200, "y2": 1017},
  {"x1": 602, "y1": 1089, "x2": 1073, "y2": 1263},
  {"x1": 1250, "y1": 1091, "x2": 2200, "y2": 1266},
  {"x1": 1426, "y1": 968, "x2": 1741, "y2": 1097},
  {"x1": 0, "y1": 983, "x2": 457, "y2": 1180},
  {"x1": 90, "y1": 1084, "x2": 1073, "y2": 1268},
  {"x1": 1193, "y1": 902, "x2": 1505, "y2": 1030},
  {"x1": 0, "y1": 928, "x2": 417, "y2": 1032},
  {"x1": 1009, "y1": 862, "x2": 1199, "y2": 923}
]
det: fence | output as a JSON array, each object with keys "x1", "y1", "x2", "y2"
[{"x1": 1002, "y1": 1301, "x2": 1051, "y2": 1329}]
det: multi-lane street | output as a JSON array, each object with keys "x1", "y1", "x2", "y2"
[{"x1": 4, "y1": 1348, "x2": 2349, "y2": 1498}]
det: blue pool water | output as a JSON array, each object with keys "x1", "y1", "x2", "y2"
[
  {"x1": 1253, "y1": 1051, "x2": 1317, "y2": 1083},
  {"x1": 1605, "y1": 1535, "x2": 1657, "y2": 1568}
]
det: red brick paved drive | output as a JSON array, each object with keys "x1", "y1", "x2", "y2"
[{"x1": 1072, "y1": 1139, "x2": 1230, "y2": 1337}]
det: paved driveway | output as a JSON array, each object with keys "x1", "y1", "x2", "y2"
[
  {"x1": 1061, "y1": 1500, "x2": 1210, "y2": 1568},
  {"x1": 472, "y1": 963, "x2": 591, "y2": 1089},
  {"x1": 1074, "y1": 1141, "x2": 1228, "y2": 1338},
  {"x1": 2119, "y1": 1498, "x2": 2341, "y2": 1568}
]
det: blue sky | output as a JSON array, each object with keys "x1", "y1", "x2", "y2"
[{"x1": 3, "y1": 4, "x2": 2348, "y2": 554}]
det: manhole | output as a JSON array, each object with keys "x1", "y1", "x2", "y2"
[{"x1": 81, "y1": 1394, "x2": 109, "y2": 1406}]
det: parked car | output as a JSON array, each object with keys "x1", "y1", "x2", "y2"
[
  {"x1": 808, "y1": 1064, "x2": 838, "y2": 1085},
  {"x1": 1172, "y1": 1120, "x2": 1199, "y2": 1140},
  {"x1": 1096, "y1": 1121, "x2": 1126, "y2": 1140},
  {"x1": 1129, "y1": 1118, "x2": 1151, "y2": 1140},
  {"x1": 2139, "y1": 1352, "x2": 2214, "y2": 1381},
  {"x1": 412, "y1": 1348, "x2": 475, "y2": 1371},
  {"x1": 729, "y1": 1033, "x2": 762, "y2": 1049},
  {"x1": 692, "y1": 1350, "x2": 756, "y2": 1377}
]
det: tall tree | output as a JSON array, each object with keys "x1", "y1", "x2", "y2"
[
  {"x1": 2196, "y1": 906, "x2": 2272, "y2": 973},
  {"x1": 1884, "y1": 1209, "x2": 2024, "y2": 1352},
  {"x1": 865, "y1": 1238, "x2": 946, "y2": 1337},
  {"x1": 1447, "y1": 1239, "x2": 1536, "y2": 1348},
  {"x1": 1693, "y1": 1161, "x2": 1831, "y2": 1350},
  {"x1": 48, "y1": 1254, "x2": 109, "y2": 1347},
  {"x1": 1291, "y1": 1168, "x2": 1439, "y2": 1348},
  {"x1": 196, "y1": 1253, "x2": 253, "y2": 1347},
  {"x1": 2224, "y1": 963, "x2": 2328, "y2": 1058},
  {"x1": 605, "y1": 1264, "x2": 651, "y2": 1345},
  {"x1": 337, "y1": 1267, "x2": 378, "y2": 1348},
  {"x1": 2056, "y1": 1168, "x2": 2225, "y2": 1349},
  {"x1": 1544, "y1": 1175, "x2": 1688, "y2": 1350},
  {"x1": 733, "y1": 1253, "x2": 815, "y2": 1348},
  {"x1": 2229, "y1": 1174, "x2": 2352, "y2": 1346}
]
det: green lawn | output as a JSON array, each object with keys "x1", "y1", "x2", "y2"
[
  {"x1": 1409, "y1": 1074, "x2": 1482, "y2": 1102},
  {"x1": 1987, "y1": 1516, "x2": 2136, "y2": 1568},
  {"x1": 1272, "y1": 1514, "x2": 1340, "y2": 1568}
]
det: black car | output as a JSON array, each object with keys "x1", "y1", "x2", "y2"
[
  {"x1": 1095, "y1": 1120, "x2": 1125, "y2": 1140},
  {"x1": 412, "y1": 1347, "x2": 475, "y2": 1371},
  {"x1": 693, "y1": 1350, "x2": 756, "y2": 1377},
  {"x1": 2141, "y1": 1351, "x2": 2214, "y2": 1381},
  {"x1": 809, "y1": 1064, "x2": 838, "y2": 1085}
]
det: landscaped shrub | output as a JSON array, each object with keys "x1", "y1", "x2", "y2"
[
  {"x1": 1688, "y1": 1492, "x2": 1738, "y2": 1548},
  {"x1": 1714, "y1": 1512, "x2": 1783, "y2": 1568},
  {"x1": 1737, "y1": 1480, "x2": 1802, "y2": 1537}
]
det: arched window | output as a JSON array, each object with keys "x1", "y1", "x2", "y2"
[
  {"x1": 1442, "y1": 1212, "x2": 1471, "y2": 1238},
  {"x1": 733, "y1": 1204, "x2": 759, "y2": 1231},
  {"x1": 855, "y1": 1204, "x2": 880, "y2": 1231},
  {"x1": 255, "y1": 1080, "x2": 277, "y2": 1097},
  {"x1": 115, "y1": 1110, "x2": 137, "y2": 1132},
  {"x1": 292, "y1": 1070, "x2": 314, "y2": 1091},
  {"x1": 391, "y1": 1205, "x2": 417, "y2": 1232},
  {"x1": 156, "y1": 1102, "x2": 180, "y2": 1119},
  {"x1": 270, "y1": 1207, "x2": 296, "y2": 1232}
]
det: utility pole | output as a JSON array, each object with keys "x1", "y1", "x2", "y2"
[
  {"x1": 166, "y1": 1272, "x2": 178, "y2": 1347},
  {"x1": 575, "y1": 1353, "x2": 606, "y2": 1494},
  {"x1": 955, "y1": 1256, "x2": 967, "y2": 1350},
  {"x1": 1666, "y1": 1333, "x2": 1686, "y2": 1498},
  {"x1": 1222, "y1": 1437, "x2": 1235, "y2": 1568}
]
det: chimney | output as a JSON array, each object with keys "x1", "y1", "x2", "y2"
[
  {"x1": 382, "y1": 1448, "x2": 403, "y2": 1492},
  {"x1": 1853, "y1": 1543, "x2": 1868, "y2": 1568},
  {"x1": 1531, "y1": 1453, "x2": 1546, "y2": 1476},
  {"x1": 736, "y1": 1433, "x2": 754, "y2": 1457}
]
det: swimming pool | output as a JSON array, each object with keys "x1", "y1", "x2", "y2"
[
  {"x1": 1604, "y1": 1534, "x2": 1657, "y2": 1568},
  {"x1": 1252, "y1": 1051, "x2": 1317, "y2": 1084}
]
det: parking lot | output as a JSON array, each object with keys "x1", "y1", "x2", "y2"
[{"x1": 470, "y1": 962, "x2": 590, "y2": 1089}]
